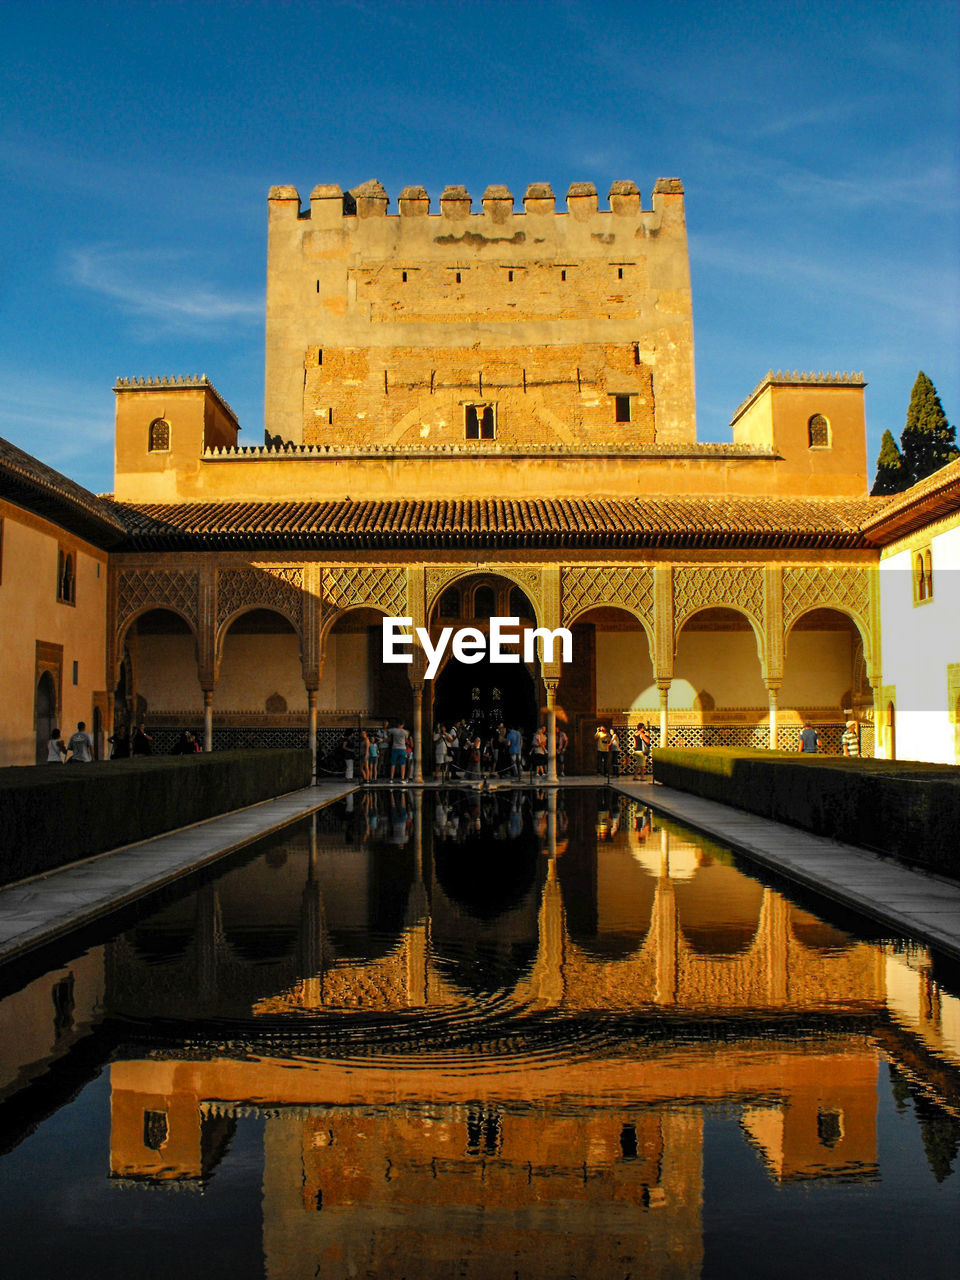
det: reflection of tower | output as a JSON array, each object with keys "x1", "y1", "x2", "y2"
[
  {"x1": 762, "y1": 888, "x2": 789, "y2": 1005},
  {"x1": 298, "y1": 815, "x2": 329, "y2": 1007},
  {"x1": 524, "y1": 845, "x2": 566, "y2": 1008},
  {"x1": 405, "y1": 789, "x2": 429, "y2": 1006},
  {"x1": 195, "y1": 884, "x2": 222, "y2": 1001},
  {"x1": 652, "y1": 827, "x2": 678, "y2": 1006}
]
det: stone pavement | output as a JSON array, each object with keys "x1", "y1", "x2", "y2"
[
  {"x1": 0, "y1": 781, "x2": 353, "y2": 965},
  {"x1": 617, "y1": 779, "x2": 960, "y2": 961}
]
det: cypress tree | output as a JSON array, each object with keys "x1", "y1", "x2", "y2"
[
  {"x1": 871, "y1": 429, "x2": 908, "y2": 494},
  {"x1": 899, "y1": 371, "x2": 958, "y2": 486}
]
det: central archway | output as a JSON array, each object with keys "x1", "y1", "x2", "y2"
[{"x1": 428, "y1": 574, "x2": 539, "y2": 737}]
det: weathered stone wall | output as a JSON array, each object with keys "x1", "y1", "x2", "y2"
[{"x1": 265, "y1": 179, "x2": 695, "y2": 450}]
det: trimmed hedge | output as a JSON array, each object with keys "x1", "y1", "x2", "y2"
[
  {"x1": 0, "y1": 749, "x2": 312, "y2": 885},
  {"x1": 652, "y1": 749, "x2": 960, "y2": 878}
]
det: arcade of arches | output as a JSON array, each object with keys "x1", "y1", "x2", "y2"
[{"x1": 111, "y1": 557, "x2": 876, "y2": 773}]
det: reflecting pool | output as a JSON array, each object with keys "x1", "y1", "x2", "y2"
[{"x1": 0, "y1": 787, "x2": 958, "y2": 1279}]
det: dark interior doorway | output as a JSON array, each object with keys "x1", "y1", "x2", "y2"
[
  {"x1": 433, "y1": 652, "x2": 538, "y2": 736},
  {"x1": 35, "y1": 671, "x2": 57, "y2": 762}
]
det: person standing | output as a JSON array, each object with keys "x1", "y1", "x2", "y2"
[
  {"x1": 595, "y1": 724, "x2": 611, "y2": 778},
  {"x1": 389, "y1": 720, "x2": 408, "y2": 782},
  {"x1": 841, "y1": 720, "x2": 860, "y2": 757},
  {"x1": 131, "y1": 722, "x2": 153, "y2": 756},
  {"x1": 108, "y1": 724, "x2": 130, "y2": 759},
  {"x1": 531, "y1": 726, "x2": 547, "y2": 778},
  {"x1": 434, "y1": 724, "x2": 450, "y2": 781},
  {"x1": 632, "y1": 723, "x2": 651, "y2": 779},
  {"x1": 46, "y1": 727, "x2": 67, "y2": 763},
  {"x1": 555, "y1": 725, "x2": 568, "y2": 778},
  {"x1": 67, "y1": 721, "x2": 94, "y2": 762},
  {"x1": 609, "y1": 729, "x2": 621, "y2": 778},
  {"x1": 798, "y1": 721, "x2": 821, "y2": 754},
  {"x1": 507, "y1": 724, "x2": 522, "y2": 779}
]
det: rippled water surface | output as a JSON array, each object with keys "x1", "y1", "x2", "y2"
[{"x1": 0, "y1": 787, "x2": 958, "y2": 1279}]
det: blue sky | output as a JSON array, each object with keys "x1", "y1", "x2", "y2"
[{"x1": 1, "y1": 0, "x2": 957, "y2": 493}]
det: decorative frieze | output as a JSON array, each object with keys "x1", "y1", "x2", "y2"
[
  {"x1": 217, "y1": 566, "x2": 304, "y2": 632},
  {"x1": 117, "y1": 568, "x2": 199, "y2": 634},
  {"x1": 782, "y1": 566, "x2": 871, "y2": 630},
  {"x1": 322, "y1": 565, "x2": 406, "y2": 617},
  {"x1": 673, "y1": 565, "x2": 764, "y2": 631},
  {"x1": 560, "y1": 566, "x2": 654, "y2": 624}
]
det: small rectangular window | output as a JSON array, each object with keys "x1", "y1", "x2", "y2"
[
  {"x1": 508, "y1": 270, "x2": 513, "y2": 282},
  {"x1": 317, "y1": 348, "x2": 323, "y2": 365},
  {"x1": 402, "y1": 271, "x2": 407, "y2": 282},
  {"x1": 72, "y1": 660, "x2": 78, "y2": 685},
  {"x1": 633, "y1": 344, "x2": 640, "y2": 365},
  {"x1": 560, "y1": 270, "x2": 566, "y2": 282},
  {"x1": 615, "y1": 395, "x2": 631, "y2": 423},
  {"x1": 456, "y1": 271, "x2": 462, "y2": 283},
  {"x1": 618, "y1": 267, "x2": 624, "y2": 280}
]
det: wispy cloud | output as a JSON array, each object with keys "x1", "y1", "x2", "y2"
[
  {"x1": 0, "y1": 368, "x2": 115, "y2": 491},
  {"x1": 66, "y1": 245, "x2": 263, "y2": 338}
]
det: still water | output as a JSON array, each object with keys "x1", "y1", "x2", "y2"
[{"x1": 0, "y1": 788, "x2": 957, "y2": 1279}]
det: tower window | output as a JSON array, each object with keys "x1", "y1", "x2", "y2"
[
  {"x1": 560, "y1": 269, "x2": 566, "y2": 282},
  {"x1": 465, "y1": 403, "x2": 496, "y2": 440},
  {"x1": 148, "y1": 418, "x2": 170, "y2": 452},
  {"x1": 508, "y1": 270, "x2": 514, "y2": 282},
  {"x1": 456, "y1": 271, "x2": 462, "y2": 283},
  {"x1": 402, "y1": 271, "x2": 407, "y2": 282},
  {"x1": 615, "y1": 395, "x2": 631, "y2": 423},
  {"x1": 618, "y1": 267, "x2": 624, "y2": 280},
  {"x1": 808, "y1": 414, "x2": 830, "y2": 448},
  {"x1": 57, "y1": 548, "x2": 75, "y2": 605}
]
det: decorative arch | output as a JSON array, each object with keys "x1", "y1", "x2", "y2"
[
  {"x1": 560, "y1": 565, "x2": 654, "y2": 631},
  {"x1": 425, "y1": 566, "x2": 543, "y2": 629},
  {"x1": 564, "y1": 599, "x2": 655, "y2": 651},
  {"x1": 783, "y1": 603, "x2": 873, "y2": 671},
  {"x1": 674, "y1": 604, "x2": 766, "y2": 669},
  {"x1": 216, "y1": 604, "x2": 302, "y2": 667},
  {"x1": 319, "y1": 602, "x2": 391, "y2": 650},
  {"x1": 117, "y1": 603, "x2": 199, "y2": 651}
]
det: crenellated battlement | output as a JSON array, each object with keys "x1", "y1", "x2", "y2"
[
  {"x1": 267, "y1": 177, "x2": 683, "y2": 222},
  {"x1": 265, "y1": 172, "x2": 695, "y2": 453}
]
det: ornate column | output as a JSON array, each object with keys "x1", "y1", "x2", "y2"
[
  {"x1": 307, "y1": 687, "x2": 318, "y2": 781},
  {"x1": 411, "y1": 680, "x2": 424, "y2": 783},
  {"x1": 653, "y1": 568, "x2": 674, "y2": 751},
  {"x1": 202, "y1": 689, "x2": 214, "y2": 753},
  {"x1": 198, "y1": 565, "x2": 218, "y2": 753},
  {"x1": 763, "y1": 568, "x2": 784, "y2": 751},
  {"x1": 765, "y1": 681, "x2": 781, "y2": 750},
  {"x1": 543, "y1": 676, "x2": 559, "y2": 782},
  {"x1": 657, "y1": 681, "x2": 670, "y2": 749}
]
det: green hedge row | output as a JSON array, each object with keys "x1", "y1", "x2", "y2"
[
  {"x1": 0, "y1": 749, "x2": 312, "y2": 885},
  {"x1": 652, "y1": 749, "x2": 960, "y2": 877}
]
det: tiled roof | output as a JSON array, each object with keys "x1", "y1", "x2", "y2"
[
  {"x1": 860, "y1": 458, "x2": 960, "y2": 544},
  {"x1": 0, "y1": 435, "x2": 127, "y2": 547},
  {"x1": 116, "y1": 496, "x2": 889, "y2": 550}
]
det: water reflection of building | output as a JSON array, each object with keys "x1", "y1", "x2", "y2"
[{"x1": 2, "y1": 796, "x2": 958, "y2": 1275}]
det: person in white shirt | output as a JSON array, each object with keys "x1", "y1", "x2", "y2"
[{"x1": 67, "y1": 721, "x2": 94, "y2": 762}]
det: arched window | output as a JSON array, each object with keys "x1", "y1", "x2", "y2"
[
  {"x1": 148, "y1": 418, "x2": 170, "y2": 451},
  {"x1": 438, "y1": 587, "x2": 460, "y2": 618},
  {"x1": 57, "y1": 549, "x2": 75, "y2": 604},
  {"x1": 808, "y1": 414, "x2": 829, "y2": 447},
  {"x1": 473, "y1": 585, "x2": 495, "y2": 618},
  {"x1": 913, "y1": 546, "x2": 934, "y2": 604}
]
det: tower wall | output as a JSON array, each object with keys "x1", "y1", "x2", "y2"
[{"x1": 265, "y1": 179, "x2": 696, "y2": 450}]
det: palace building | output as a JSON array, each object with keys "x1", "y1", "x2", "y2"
[{"x1": 1, "y1": 177, "x2": 958, "y2": 770}]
